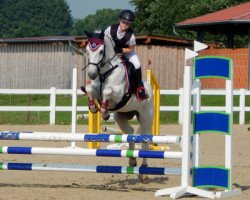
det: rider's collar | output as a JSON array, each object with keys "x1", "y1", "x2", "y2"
[{"x1": 88, "y1": 38, "x2": 104, "y2": 52}]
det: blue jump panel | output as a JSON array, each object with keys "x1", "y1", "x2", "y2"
[
  {"x1": 194, "y1": 56, "x2": 231, "y2": 80},
  {"x1": 193, "y1": 112, "x2": 230, "y2": 135},
  {"x1": 193, "y1": 166, "x2": 230, "y2": 189}
]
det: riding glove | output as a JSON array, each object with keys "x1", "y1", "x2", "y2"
[{"x1": 114, "y1": 46, "x2": 123, "y2": 54}]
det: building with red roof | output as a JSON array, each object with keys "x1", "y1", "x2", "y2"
[{"x1": 176, "y1": 2, "x2": 250, "y2": 88}]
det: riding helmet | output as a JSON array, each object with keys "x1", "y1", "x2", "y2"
[{"x1": 119, "y1": 10, "x2": 135, "y2": 23}]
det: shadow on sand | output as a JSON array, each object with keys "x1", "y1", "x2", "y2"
[{"x1": 0, "y1": 176, "x2": 168, "y2": 193}]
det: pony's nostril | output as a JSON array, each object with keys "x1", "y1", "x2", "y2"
[{"x1": 88, "y1": 73, "x2": 96, "y2": 80}]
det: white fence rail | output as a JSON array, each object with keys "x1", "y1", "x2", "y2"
[{"x1": 0, "y1": 88, "x2": 249, "y2": 124}]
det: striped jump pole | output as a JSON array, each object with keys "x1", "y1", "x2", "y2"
[
  {"x1": 0, "y1": 162, "x2": 181, "y2": 175},
  {"x1": 0, "y1": 131, "x2": 181, "y2": 144},
  {"x1": 102, "y1": 127, "x2": 172, "y2": 151},
  {"x1": 0, "y1": 146, "x2": 182, "y2": 159}
]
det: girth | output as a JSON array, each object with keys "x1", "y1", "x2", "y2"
[{"x1": 108, "y1": 92, "x2": 132, "y2": 111}]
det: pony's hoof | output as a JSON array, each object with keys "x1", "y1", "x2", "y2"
[
  {"x1": 138, "y1": 174, "x2": 148, "y2": 183},
  {"x1": 138, "y1": 164, "x2": 148, "y2": 183},
  {"x1": 129, "y1": 158, "x2": 137, "y2": 167},
  {"x1": 101, "y1": 107, "x2": 110, "y2": 120},
  {"x1": 80, "y1": 86, "x2": 87, "y2": 94},
  {"x1": 102, "y1": 113, "x2": 110, "y2": 121},
  {"x1": 88, "y1": 99, "x2": 98, "y2": 113},
  {"x1": 77, "y1": 114, "x2": 83, "y2": 121},
  {"x1": 89, "y1": 106, "x2": 98, "y2": 113}
]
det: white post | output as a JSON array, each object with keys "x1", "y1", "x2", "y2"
[
  {"x1": 181, "y1": 66, "x2": 192, "y2": 187},
  {"x1": 49, "y1": 87, "x2": 56, "y2": 125},
  {"x1": 239, "y1": 89, "x2": 245, "y2": 125},
  {"x1": 178, "y1": 88, "x2": 183, "y2": 124},
  {"x1": 71, "y1": 68, "x2": 78, "y2": 147},
  {"x1": 192, "y1": 80, "x2": 201, "y2": 167},
  {"x1": 225, "y1": 76, "x2": 233, "y2": 191}
]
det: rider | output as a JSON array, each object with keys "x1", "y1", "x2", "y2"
[{"x1": 104, "y1": 9, "x2": 149, "y2": 101}]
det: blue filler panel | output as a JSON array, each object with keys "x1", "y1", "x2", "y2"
[
  {"x1": 193, "y1": 167, "x2": 230, "y2": 189},
  {"x1": 194, "y1": 112, "x2": 230, "y2": 135},
  {"x1": 194, "y1": 57, "x2": 231, "y2": 79}
]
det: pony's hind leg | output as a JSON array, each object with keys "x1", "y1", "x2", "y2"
[
  {"x1": 136, "y1": 108, "x2": 154, "y2": 183},
  {"x1": 113, "y1": 112, "x2": 137, "y2": 167},
  {"x1": 136, "y1": 114, "x2": 152, "y2": 166}
]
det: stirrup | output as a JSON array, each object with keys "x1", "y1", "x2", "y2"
[{"x1": 136, "y1": 86, "x2": 149, "y2": 101}]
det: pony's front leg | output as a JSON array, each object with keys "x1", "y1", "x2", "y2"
[
  {"x1": 85, "y1": 84, "x2": 99, "y2": 113},
  {"x1": 100, "y1": 86, "x2": 112, "y2": 120}
]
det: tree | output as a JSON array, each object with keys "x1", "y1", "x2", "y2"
[
  {"x1": 71, "y1": 9, "x2": 121, "y2": 36},
  {"x1": 130, "y1": 0, "x2": 249, "y2": 47},
  {"x1": 0, "y1": 0, "x2": 73, "y2": 38},
  {"x1": 131, "y1": 0, "x2": 249, "y2": 36}
]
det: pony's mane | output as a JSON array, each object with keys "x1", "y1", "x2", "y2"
[{"x1": 104, "y1": 34, "x2": 115, "y2": 49}]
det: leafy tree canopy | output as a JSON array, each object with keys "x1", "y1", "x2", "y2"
[
  {"x1": 131, "y1": 0, "x2": 248, "y2": 36},
  {"x1": 130, "y1": 0, "x2": 249, "y2": 47},
  {"x1": 0, "y1": 0, "x2": 73, "y2": 38},
  {"x1": 71, "y1": 9, "x2": 121, "y2": 36}
]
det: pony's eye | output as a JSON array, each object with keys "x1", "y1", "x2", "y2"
[{"x1": 100, "y1": 50, "x2": 103, "y2": 54}]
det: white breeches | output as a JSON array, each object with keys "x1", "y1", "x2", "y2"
[{"x1": 124, "y1": 51, "x2": 141, "y2": 69}]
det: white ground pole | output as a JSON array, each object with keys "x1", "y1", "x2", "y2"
[
  {"x1": 155, "y1": 43, "x2": 216, "y2": 199},
  {"x1": 71, "y1": 67, "x2": 78, "y2": 147}
]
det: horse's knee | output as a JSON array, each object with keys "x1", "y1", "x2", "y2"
[{"x1": 88, "y1": 99, "x2": 98, "y2": 113}]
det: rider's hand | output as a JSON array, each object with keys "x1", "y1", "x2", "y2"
[{"x1": 114, "y1": 46, "x2": 123, "y2": 54}]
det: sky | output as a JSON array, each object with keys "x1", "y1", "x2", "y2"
[{"x1": 66, "y1": 0, "x2": 134, "y2": 19}]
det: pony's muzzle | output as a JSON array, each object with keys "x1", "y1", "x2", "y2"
[
  {"x1": 88, "y1": 65, "x2": 98, "y2": 80},
  {"x1": 88, "y1": 72, "x2": 97, "y2": 80}
]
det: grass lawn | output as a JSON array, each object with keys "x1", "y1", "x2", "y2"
[{"x1": 0, "y1": 94, "x2": 248, "y2": 125}]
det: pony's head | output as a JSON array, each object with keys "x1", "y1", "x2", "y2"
[{"x1": 85, "y1": 30, "x2": 105, "y2": 80}]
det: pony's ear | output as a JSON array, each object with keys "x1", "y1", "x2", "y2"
[
  {"x1": 99, "y1": 29, "x2": 105, "y2": 40},
  {"x1": 84, "y1": 30, "x2": 93, "y2": 38}
]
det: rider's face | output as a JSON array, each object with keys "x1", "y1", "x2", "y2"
[{"x1": 119, "y1": 19, "x2": 132, "y2": 31}]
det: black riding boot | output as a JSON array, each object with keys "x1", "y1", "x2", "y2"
[{"x1": 135, "y1": 68, "x2": 149, "y2": 101}]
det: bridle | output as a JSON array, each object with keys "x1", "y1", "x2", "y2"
[{"x1": 82, "y1": 37, "x2": 117, "y2": 73}]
